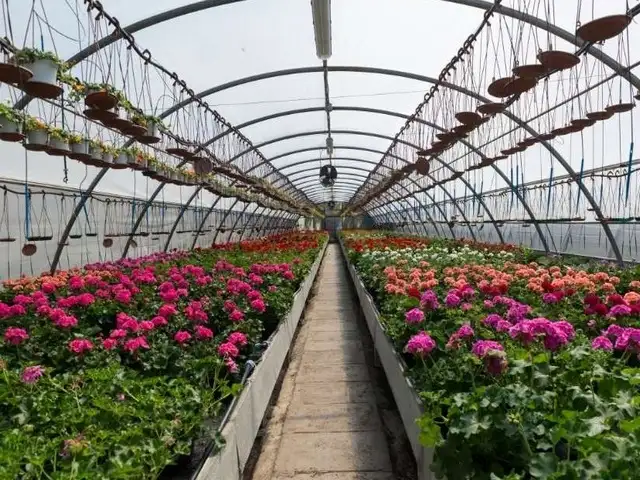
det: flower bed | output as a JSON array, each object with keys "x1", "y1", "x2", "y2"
[
  {"x1": 0, "y1": 231, "x2": 327, "y2": 479},
  {"x1": 341, "y1": 230, "x2": 640, "y2": 480}
]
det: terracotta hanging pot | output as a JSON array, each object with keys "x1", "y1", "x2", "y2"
[
  {"x1": 415, "y1": 156, "x2": 430, "y2": 175},
  {"x1": 537, "y1": 132, "x2": 556, "y2": 141},
  {"x1": 455, "y1": 111, "x2": 482, "y2": 125},
  {"x1": 487, "y1": 77, "x2": 513, "y2": 98},
  {"x1": 84, "y1": 106, "x2": 117, "y2": 122},
  {"x1": 166, "y1": 145, "x2": 192, "y2": 158},
  {"x1": 605, "y1": 102, "x2": 635, "y2": 114},
  {"x1": 85, "y1": 89, "x2": 119, "y2": 111},
  {"x1": 491, "y1": 155, "x2": 508, "y2": 161},
  {"x1": 22, "y1": 243, "x2": 37, "y2": 256},
  {"x1": 501, "y1": 147, "x2": 518, "y2": 155},
  {"x1": 512, "y1": 63, "x2": 547, "y2": 78},
  {"x1": 504, "y1": 76, "x2": 537, "y2": 96},
  {"x1": 476, "y1": 102, "x2": 506, "y2": 115},
  {"x1": 537, "y1": 50, "x2": 580, "y2": 71},
  {"x1": 571, "y1": 118, "x2": 596, "y2": 128},
  {"x1": 453, "y1": 124, "x2": 475, "y2": 135},
  {"x1": 576, "y1": 15, "x2": 631, "y2": 43},
  {"x1": 586, "y1": 110, "x2": 615, "y2": 121},
  {"x1": 512, "y1": 145, "x2": 527, "y2": 153},
  {"x1": 0, "y1": 61, "x2": 33, "y2": 84}
]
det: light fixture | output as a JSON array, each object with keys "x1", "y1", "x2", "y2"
[{"x1": 310, "y1": 0, "x2": 332, "y2": 60}]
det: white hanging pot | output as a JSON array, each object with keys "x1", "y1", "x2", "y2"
[
  {"x1": 102, "y1": 152, "x2": 114, "y2": 166},
  {"x1": 69, "y1": 140, "x2": 91, "y2": 162},
  {"x1": 137, "y1": 121, "x2": 161, "y2": 144},
  {"x1": 24, "y1": 128, "x2": 49, "y2": 151},
  {"x1": 0, "y1": 113, "x2": 24, "y2": 142},
  {"x1": 47, "y1": 137, "x2": 71, "y2": 156},
  {"x1": 22, "y1": 59, "x2": 62, "y2": 99},
  {"x1": 113, "y1": 152, "x2": 130, "y2": 169}
]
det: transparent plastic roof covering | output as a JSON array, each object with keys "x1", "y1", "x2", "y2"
[{"x1": 1, "y1": 0, "x2": 640, "y2": 267}]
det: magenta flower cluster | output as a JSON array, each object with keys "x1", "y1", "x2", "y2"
[{"x1": 405, "y1": 332, "x2": 437, "y2": 358}]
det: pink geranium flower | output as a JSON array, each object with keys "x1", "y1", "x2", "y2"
[
  {"x1": 174, "y1": 330, "x2": 192, "y2": 344},
  {"x1": 3, "y1": 327, "x2": 29, "y2": 345},
  {"x1": 21, "y1": 365, "x2": 44, "y2": 384},
  {"x1": 68, "y1": 338, "x2": 93, "y2": 355}
]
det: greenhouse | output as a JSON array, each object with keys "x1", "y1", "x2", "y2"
[{"x1": 1, "y1": 0, "x2": 640, "y2": 479}]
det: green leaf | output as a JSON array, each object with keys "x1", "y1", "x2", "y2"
[
  {"x1": 584, "y1": 416, "x2": 608, "y2": 436},
  {"x1": 529, "y1": 453, "x2": 557, "y2": 479}
]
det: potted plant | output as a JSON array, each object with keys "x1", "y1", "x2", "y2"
[
  {"x1": 67, "y1": 133, "x2": 91, "y2": 163},
  {"x1": 101, "y1": 144, "x2": 118, "y2": 167},
  {"x1": 125, "y1": 147, "x2": 146, "y2": 171},
  {"x1": 136, "y1": 115, "x2": 163, "y2": 144},
  {"x1": 83, "y1": 82, "x2": 119, "y2": 110},
  {"x1": 113, "y1": 147, "x2": 131, "y2": 169},
  {"x1": 0, "y1": 102, "x2": 25, "y2": 142},
  {"x1": 14, "y1": 48, "x2": 65, "y2": 99},
  {"x1": 47, "y1": 127, "x2": 71, "y2": 156},
  {"x1": 86, "y1": 139, "x2": 104, "y2": 167},
  {"x1": 165, "y1": 139, "x2": 192, "y2": 158},
  {"x1": 23, "y1": 117, "x2": 49, "y2": 151},
  {"x1": 122, "y1": 111, "x2": 148, "y2": 137}
]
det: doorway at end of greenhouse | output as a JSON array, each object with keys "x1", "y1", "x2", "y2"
[{"x1": 323, "y1": 216, "x2": 341, "y2": 242}]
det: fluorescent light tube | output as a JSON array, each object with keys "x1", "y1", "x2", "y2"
[{"x1": 311, "y1": 0, "x2": 332, "y2": 60}]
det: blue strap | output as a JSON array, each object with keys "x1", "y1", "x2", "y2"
[
  {"x1": 625, "y1": 142, "x2": 635, "y2": 204},
  {"x1": 546, "y1": 166, "x2": 554, "y2": 218}
]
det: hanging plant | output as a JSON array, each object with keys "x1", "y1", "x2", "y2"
[
  {"x1": 14, "y1": 48, "x2": 66, "y2": 99},
  {"x1": 46, "y1": 127, "x2": 71, "y2": 156},
  {"x1": 0, "y1": 102, "x2": 25, "y2": 142},
  {"x1": 23, "y1": 117, "x2": 49, "y2": 152},
  {"x1": 67, "y1": 133, "x2": 91, "y2": 163},
  {"x1": 136, "y1": 116, "x2": 163, "y2": 144},
  {"x1": 100, "y1": 143, "x2": 119, "y2": 168}
]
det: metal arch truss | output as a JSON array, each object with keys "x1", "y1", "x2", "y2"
[{"x1": 28, "y1": 0, "x2": 637, "y2": 268}]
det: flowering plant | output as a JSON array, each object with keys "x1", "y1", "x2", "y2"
[
  {"x1": 342, "y1": 230, "x2": 640, "y2": 479},
  {"x1": 0, "y1": 231, "x2": 327, "y2": 478}
]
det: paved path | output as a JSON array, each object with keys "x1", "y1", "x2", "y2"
[{"x1": 250, "y1": 244, "x2": 394, "y2": 480}]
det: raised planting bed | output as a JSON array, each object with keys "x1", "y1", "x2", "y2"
[
  {"x1": 340, "y1": 230, "x2": 640, "y2": 480},
  {"x1": 194, "y1": 239, "x2": 327, "y2": 479},
  {"x1": 0, "y1": 232, "x2": 327, "y2": 479},
  {"x1": 338, "y1": 236, "x2": 435, "y2": 480}
]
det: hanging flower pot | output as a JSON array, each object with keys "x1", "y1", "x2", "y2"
[
  {"x1": 605, "y1": 102, "x2": 635, "y2": 114},
  {"x1": 24, "y1": 124, "x2": 49, "y2": 152},
  {"x1": 415, "y1": 156, "x2": 430, "y2": 175},
  {"x1": 107, "y1": 108, "x2": 133, "y2": 130},
  {"x1": 476, "y1": 102, "x2": 506, "y2": 116},
  {"x1": 84, "y1": 87, "x2": 119, "y2": 110},
  {"x1": 166, "y1": 142, "x2": 192, "y2": 158},
  {"x1": 586, "y1": 110, "x2": 615, "y2": 121},
  {"x1": 47, "y1": 133, "x2": 71, "y2": 156},
  {"x1": 68, "y1": 137, "x2": 91, "y2": 162},
  {"x1": 487, "y1": 77, "x2": 513, "y2": 98},
  {"x1": 576, "y1": 15, "x2": 631, "y2": 43},
  {"x1": 571, "y1": 118, "x2": 596, "y2": 129},
  {"x1": 87, "y1": 144, "x2": 104, "y2": 167},
  {"x1": 84, "y1": 105, "x2": 118, "y2": 123},
  {"x1": 512, "y1": 63, "x2": 547, "y2": 78},
  {"x1": 193, "y1": 157, "x2": 213, "y2": 175},
  {"x1": 136, "y1": 120, "x2": 161, "y2": 144},
  {"x1": 112, "y1": 151, "x2": 131, "y2": 169},
  {"x1": 122, "y1": 113, "x2": 147, "y2": 137},
  {"x1": 15, "y1": 49, "x2": 64, "y2": 99},
  {"x1": 0, "y1": 107, "x2": 25, "y2": 142},
  {"x1": 537, "y1": 132, "x2": 556, "y2": 141},
  {"x1": 455, "y1": 111, "x2": 482, "y2": 125},
  {"x1": 0, "y1": 56, "x2": 33, "y2": 85},
  {"x1": 101, "y1": 149, "x2": 115, "y2": 167},
  {"x1": 537, "y1": 50, "x2": 580, "y2": 71}
]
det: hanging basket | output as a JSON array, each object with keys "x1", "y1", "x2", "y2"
[
  {"x1": 455, "y1": 111, "x2": 482, "y2": 125},
  {"x1": 571, "y1": 118, "x2": 596, "y2": 129},
  {"x1": 112, "y1": 151, "x2": 130, "y2": 169},
  {"x1": 193, "y1": 157, "x2": 213, "y2": 175},
  {"x1": 108, "y1": 109, "x2": 133, "y2": 130},
  {"x1": 84, "y1": 106, "x2": 117, "y2": 123},
  {"x1": 24, "y1": 128, "x2": 49, "y2": 151},
  {"x1": 136, "y1": 121, "x2": 161, "y2": 144},
  {"x1": 452, "y1": 124, "x2": 475, "y2": 135},
  {"x1": 166, "y1": 145, "x2": 192, "y2": 158},
  {"x1": 415, "y1": 156, "x2": 430, "y2": 175},
  {"x1": 476, "y1": 102, "x2": 506, "y2": 115},
  {"x1": 122, "y1": 118, "x2": 147, "y2": 137},
  {"x1": 503, "y1": 76, "x2": 537, "y2": 96},
  {"x1": 537, "y1": 132, "x2": 556, "y2": 141},
  {"x1": 537, "y1": 50, "x2": 580, "y2": 71},
  {"x1": 586, "y1": 110, "x2": 615, "y2": 121},
  {"x1": 101, "y1": 152, "x2": 114, "y2": 167},
  {"x1": 69, "y1": 140, "x2": 91, "y2": 162},
  {"x1": 85, "y1": 89, "x2": 119, "y2": 111},
  {"x1": 512, "y1": 63, "x2": 546, "y2": 78},
  {"x1": 0, "y1": 113, "x2": 24, "y2": 142},
  {"x1": 47, "y1": 137, "x2": 71, "y2": 156},
  {"x1": 0, "y1": 60, "x2": 33, "y2": 85},
  {"x1": 605, "y1": 103, "x2": 635, "y2": 114},
  {"x1": 487, "y1": 77, "x2": 513, "y2": 98},
  {"x1": 576, "y1": 15, "x2": 631, "y2": 43},
  {"x1": 21, "y1": 59, "x2": 63, "y2": 99},
  {"x1": 87, "y1": 146, "x2": 104, "y2": 167},
  {"x1": 21, "y1": 243, "x2": 37, "y2": 256}
]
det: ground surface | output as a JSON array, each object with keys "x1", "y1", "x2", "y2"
[{"x1": 245, "y1": 244, "x2": 416, "y2": 480}]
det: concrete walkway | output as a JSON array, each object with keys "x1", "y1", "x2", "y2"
[{"x1": 249, "y1": 244, "x2": 395, "y2": 480}]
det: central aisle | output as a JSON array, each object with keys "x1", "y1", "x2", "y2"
[{"x1": 250, "y1": 244, "x2": 395, "y2": 479}]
